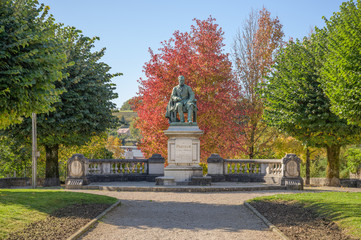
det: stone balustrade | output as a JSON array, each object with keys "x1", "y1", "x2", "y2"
[
  {"x1": 66, "y1": 153, "x2": 165, "y2": 187},
  {"x1": 88, "y1": 159, "x2": 148, "y2": 175},
  {"x1": 207, "y1": 153, "x2": 303, "y2": 189},
  {"x1": 66, "y1": 152, "x2": 303, "y2": 189}
]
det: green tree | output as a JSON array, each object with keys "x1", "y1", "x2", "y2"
[
  {"x1": 0, "y1": 0, "x2": 68, "y2": 129},
  {"x1": 0, "y1": 135, "x2": 30, "y2": 178},
  {"x1": 120, "y1": 98, "x2": 133, "y2": 111},
  {"x1": 8, "y1": 29, "x2": 121, "y2": 186},
  {"x1": 319, "y1": 0, "x2": 361, "y2": 126},
  {"x1": 263, "y1": 38, "x2": 361, "y2": 186},
  {"x1": 344, "y1": 146, "x2": 361, "y2": 174}
]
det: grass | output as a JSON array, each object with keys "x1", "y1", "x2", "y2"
[
  {"x1": 249, "y1": 192, "x2": 361, "y2": 238},
  {"x1": 0, "y1": 189, "x2": 117, "y2": 239}
]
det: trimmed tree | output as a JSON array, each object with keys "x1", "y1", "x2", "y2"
[
  {"x1": 318, "y1": 0, "x2": 361, "y2": 126},
  {"x1": 263, "y1": 37, "x2": 361, "y2": 186},
  {"x1": 0, "y1": 0, "x2": 67, "y2": 129},
  {"x1": 9, "y1": 29, "x2": 120, "y2": 186},
  {"x1": 134, "y1": 17, "x2": 244, "y2": 161}
]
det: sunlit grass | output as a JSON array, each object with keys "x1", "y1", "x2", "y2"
[
  {"x1": 0, "y1": 189, "x2": 117, "y2": 239},
  {"x1": 249, "y1": 192, "x2": 361, "y2": 238}
]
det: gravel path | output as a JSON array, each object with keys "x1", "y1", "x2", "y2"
[{"x1": 68, "y1": 190, "x2": 295, "y2": 240}]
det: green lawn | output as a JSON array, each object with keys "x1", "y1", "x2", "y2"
[
  {"x1": 249, "y1": 192, "x2": 361, "y2": 238},
  {"x1": 0, "y1": 189, "x2": 117, "y2": 239}
]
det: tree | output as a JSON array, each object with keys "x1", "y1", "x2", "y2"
[
  {"x1": 318, "y1": 0, "x2": 361, "y2": 126},
  {"x1": 232, "y1": 8, "x2": 284, "y2": 158},
  {"x1": 106, "y1": 136, "x2": 124, "y2": 159},
  {"x1": 120, "y1": 98, "x2": 133, "y2": 111},
  {"x1": 0, "y1": 0, "x2": 68, "y2": 129},
  {"x1": 134, "y1": 17, "x2": 244, "y2": 161},
  {"x1": 8, "y1": 29, "x2": 120, "y2": 186},
  {"x1": 0, "y1": 135, "x2": 31, "y2": 178},
  {"x1": 263, "y1": 37, "x2": 361, "y2": 186}
]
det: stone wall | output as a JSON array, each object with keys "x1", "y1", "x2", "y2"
[
  {"x1": 303, "y1": 177, "x2": 361, "y2": 188},
  {"x1": 0, "y1": 177, "x2": 45, "y2": 188}
]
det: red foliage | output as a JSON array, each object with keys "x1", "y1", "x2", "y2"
[{"x1": 133, "y1": 17, "x2": 246, "y2": 162}]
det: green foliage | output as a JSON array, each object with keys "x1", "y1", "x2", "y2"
[
  {"x1": 249, "y1": 192, "x2": 361, "y2": 238},
  {"x1": 199, "y1": 162, "x2": 208, "y2": 176},
  {"x1": 263, "y1": 38, "x2": 361, "y2": 148},
  {"x1": 0, "y1": 135, "x2": 31, "y2": 178},
  {"x1": 30, "y1": 29, "x2": 121, "y2": 147},
  {"x1": 345, "y1": 147, "x2": 361, "y2": 174},
  {"x1": 6, "y1": 27, "x2": 121, "y2": 183},
  {"x1": 129, "y1": 118, "x2": 142, "y2": 142},
  {"x1": 300, "y1": 155, "x2": 327, "y2": 178},
  {"x1": 0, "y1": 189, "x2": 117, "y2": 239},
  {"x1": 113, "y1": 111, "x2": 137, "y2": 124},
  {"x1": 319, "y1": 0, "x2": 361, "y2": 126},
  {"x1": 0, "y1": 0, "x2": 68, "y2": 129},
  {"x1": 263, "y1": 35, "x2": 361, "y2": 183},
  {"x1": 120, "y1": 98, "x2": 133, "y2": 111}
]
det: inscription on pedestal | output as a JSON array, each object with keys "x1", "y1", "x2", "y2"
[{"x1": 175, "y1": 139, "x2": 192, "y2": 163}]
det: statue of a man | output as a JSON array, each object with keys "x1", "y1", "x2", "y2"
[{"x1": 165, "y1": 75, "x2": 197, "y2": 123}]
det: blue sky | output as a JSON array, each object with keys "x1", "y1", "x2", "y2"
[{"x1": 40, "y1": 0, "x2": 345, "y2": 108}]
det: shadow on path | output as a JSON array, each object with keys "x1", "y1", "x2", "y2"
[{"x1": 97, "y1": 199, "x2": 267, "y2": 232}]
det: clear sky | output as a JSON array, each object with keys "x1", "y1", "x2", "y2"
[{"x1": 40, "y1": 0, "x2": 345, "y2": 108}]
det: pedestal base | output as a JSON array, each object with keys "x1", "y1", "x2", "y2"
[
  {"x1": 164, "y1": 165, "x2": 203, "y2": 182},
  {"x1": 155, "y1": 175, "x2": 212, "y2": 186},
  {"x1": 162, "y1": 124, "x2": 205, "y2": 185}
]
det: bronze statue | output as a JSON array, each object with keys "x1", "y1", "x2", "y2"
[{"x1": 165, "y1": 75, "x2": 197, "y2": 124}]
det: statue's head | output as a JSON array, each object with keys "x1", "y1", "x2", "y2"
[{"x1": 178, "y1": 75, "x2": 185, "y2": 86}]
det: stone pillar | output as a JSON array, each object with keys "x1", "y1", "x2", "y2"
[
  {"x1": 147, "y1": 154, "x2": 165, "y2": 181},
  {"x1": 66, "y1": 154, "x2": 89, "y2": 188},
  {"x1": 207, "y1": 154, "x2": 225, "y2": 182},
  {"x1": 159, "y1": 124, "x2": 204, "y2": 184},
  {"x1": 281, "y1": 153, "x2": 303, "y2": 190}
]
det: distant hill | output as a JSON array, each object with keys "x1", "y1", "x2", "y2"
[{"x1": 113, "y1": 110, "x2": 138, "y2": 123}]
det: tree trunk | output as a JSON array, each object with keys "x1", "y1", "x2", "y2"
[
  {"x1": 44, "y1": 144, "x2": 60, "y2": 186},
  {"x1": 306, "y1": 147, "x2": 310, "y2": 185},
  {"x1": 248, "y1": 124, "x2": 256, "y2": 159},
  {"x1": 326, "y1": 144, "x2": 341, "y2": 186}
]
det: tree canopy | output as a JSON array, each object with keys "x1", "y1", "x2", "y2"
[
  {"x1": 232, "y1": 8, "x2": 284, "y2": 158},
  {"x1": 318, "y1": 0, "x2": 361, "y2": 126},
  {"x1": 120, "y1": 98, "x2": 133, "y2": 111},
  {"x1": 134, "y1": 17, "x2": 244, "y2": 161},
  {"x1": 8, "y1": 28, "x2": 121, "y2": 185},
  {"x1": 263, "y1": 37, "x2": 361, "y2": 185},
  {"x1": 0, "y1": 0, "x2": 68, "y2": 129}
]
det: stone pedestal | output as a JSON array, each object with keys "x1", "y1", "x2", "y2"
[
  {"x1": 160, "y1": 124, "x2": 204, "y2": 184},
  {"x1": 66, "y1": 154, "x2": 89, "y2": 188}
]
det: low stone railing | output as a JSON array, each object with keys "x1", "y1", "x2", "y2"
[
  {"x1": 66, "y1": 154, "x2": 165, "y2": 187},
  {"x1": 66, "y1": 152, "x2": 303, "y2": 189},
  {"x1": 207, "y1": 153, "x2": 303, "y2": 189},
  {"x1": 88, "y1": 159, "x2": 148, "y2": 175}
]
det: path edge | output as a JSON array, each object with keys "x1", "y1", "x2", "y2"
[
  {"x1": 244, "y1": 201, "x2": 289, "y2": 240},
  {"x1": 66, "y1": 199, "x2": 121, "y2": 240}
]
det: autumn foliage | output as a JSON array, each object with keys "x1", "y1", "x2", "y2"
[
  {"x1": 233, "y1": 8, "x2": 284, "y2": 158},
  {"x1": 133, "y1": 17, "x2": 245, "y2": 162}
]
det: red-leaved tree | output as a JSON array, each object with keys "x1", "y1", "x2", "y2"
[{"x1": 133, "y1": 17, "x2": 246, "y2": 162}]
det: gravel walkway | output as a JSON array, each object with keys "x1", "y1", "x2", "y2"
[{"x1": 68, "y1": 190, "x2": 295, "y2": 240}]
